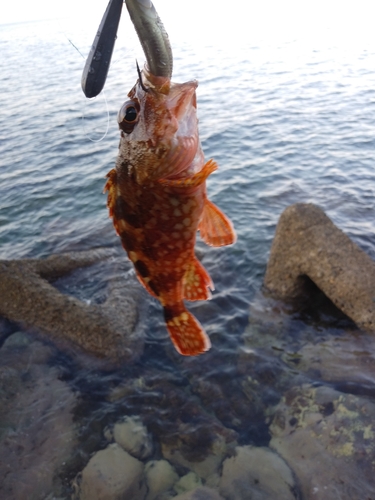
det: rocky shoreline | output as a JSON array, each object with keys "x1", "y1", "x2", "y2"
[{"x1": 0, "y1": 248, "x2": 143, "y2": 364}]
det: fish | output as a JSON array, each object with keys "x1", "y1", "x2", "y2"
[{"x1": 104, "y1": 0, "x2": 236, "y2": 355}]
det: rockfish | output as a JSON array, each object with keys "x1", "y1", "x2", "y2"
[{"x1": 103, "y1": 0, "x2": 236, "y2": 355}]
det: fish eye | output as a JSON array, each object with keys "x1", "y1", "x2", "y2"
[
  {"x1": 125, "y1": 106, "x2": 137, "y2": 122},
  {"x1": 118, "y1": 100, "x2": 140, "y2": 134}
]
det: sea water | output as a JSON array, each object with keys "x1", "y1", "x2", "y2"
[{"x1": 1, "y1": 7, "x2": 375, "y2": 498}]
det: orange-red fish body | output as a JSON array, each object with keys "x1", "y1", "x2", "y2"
[{"x1": 105, "y1": 67, "x2": 236, "y2": 356}]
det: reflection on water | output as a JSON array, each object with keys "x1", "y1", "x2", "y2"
[{"x1": 1, "y1": 14, "x2": 375, "y2": 500}]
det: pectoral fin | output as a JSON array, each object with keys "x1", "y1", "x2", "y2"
[
  {"x1": 199, "y1": 198, "x2": 237, "y2": 247},
  {"x1": 104, "y1": 169, "x2": 118, "y2": 219}
]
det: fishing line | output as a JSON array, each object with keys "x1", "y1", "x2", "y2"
[
  {"x1": 66, "y1": 37, "x2": 85, "y2": 59},
  {"x1": 81, "y1": 93, "x2": 110, "y2": 143},
  {"x1": 59, "y1": 23, "x2": 111, "y2": 143}
]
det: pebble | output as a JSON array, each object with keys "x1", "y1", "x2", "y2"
[
  {"x1": 219, "y1": 445, "x2": 296, "y2": 500},
  {"x1": 144, "y1": 459, "x2": 179, "y2": 500},
  {"x1": 76, "y1": 443, "x2": 146, "y2": 500},
  {"x1": 173, "y1": 486, "x2": 224, "y2": 500},
  {"x1": 174, "y1": 472, "x2": 202, "y2": 495},
  {"x1": 113, "y1": 415, "x2": 153, "y2": 460}
]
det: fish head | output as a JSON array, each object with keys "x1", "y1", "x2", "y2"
[{"x1": 117, "y1": 65, "x2": 200, "y2": 184}]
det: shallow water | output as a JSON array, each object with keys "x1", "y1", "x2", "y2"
[{"x1": 1, "y1": 9, "x2": 375, "y2": 499}]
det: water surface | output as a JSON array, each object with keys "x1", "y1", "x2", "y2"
[{"x1": 1, "y1": 12, "x2": 375, "y2": 499}]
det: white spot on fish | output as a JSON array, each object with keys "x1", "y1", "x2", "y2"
[
  {"x1": 129, "y1": 251, "x2": 138, "y2": 261},
  {"x1": 170, "y1": 197, "x2": 179, "y2": 207}
]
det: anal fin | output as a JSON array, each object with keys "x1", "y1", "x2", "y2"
[
  {"x1": 164, "y1": 305, "x2": 211, "y2": 356},
  {"x1": 199, "y1": 198, "x2": 237, "y2": 247},
  {"x1": 183, "y1": 257, "x2": 214, "y2": 301}
]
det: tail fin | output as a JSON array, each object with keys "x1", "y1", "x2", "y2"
[{"x1": 164, "y1": 305, "x2": 211, "y2": 356}]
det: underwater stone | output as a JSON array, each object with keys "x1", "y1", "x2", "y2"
[
  {"x1": 144, "y1": 459, "x2": 179, "y2": 500},
  {"x1": 173, "y1": 486, "x2": 224, "y2": 500},
  {"x1": 77, "y1": 443, "x2": 146, "y2": 500},
  {"x1": 113, "y1": 415, "x2": 153, "y2": 460},
  {"x1": 107, "y1": 372, "x2": 238, "y2": 474},
  {"x1": 173, "y1": 472, "x2": 202, "y2": 495},
  {"x1": 288, "y1": 334, "x2": 375, "y2": 388},
  {"x1": 162, "y1": 430, "x2": 234, "y2": 481},
  {"x1": 2, "y1": 330, "x2": 33, "y2": 349},
  {"x1": 0, "y1": 337, "x2": 76, "y2": 499},
  {"x1": 264, "y1": 203, "x2": 375, "y2": 332},
  {"x1": 219, "y1": 445, "x2": 296, "y2": 500},
  {"x1": 270, "y1": 384, "x2": 375, "y2": 499},
  {"x1": 0, "y1": 249, "x2": 143, "y2": 364}
]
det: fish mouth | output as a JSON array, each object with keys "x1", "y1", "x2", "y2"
[
  {"x1": 125, "y1": 0, "x2": 173, "y2": 79},
  {"x1": 170, "y1": 81, "x2": 198, "y2": 121},
  {"x1": 161, "y1": 82, "x2": 200, "y2": 178}
]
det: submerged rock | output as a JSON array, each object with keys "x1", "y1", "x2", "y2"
[
  {"x1": 0, "y1": 335, "x2": 77, "y2": 499},
  {"x1": 0, "y1": 249, "x2": 143, "y2": 363},
  {"x1": 219, "y1": 445, "x2": 297, "y2": 500},
  {"x1": 113, "y1": 415, "x2": 153, "y2": 459},
  {"x1": 270, "y1": 384, "x2": 375, "y2": 499},
  {"x1": 189, "y1": 369, "x2": 269, "y2": 443},
  {"x1": 144, "y1": 459, "x2": 179, "y2": 500},
  {"x1": 106, "y1": 372, "x2": 238, "y2": 480},
  {"x1": 162, "y1": 429, "x2": 234, "y2": 481},
  {"x1": 288, "y1": 334, "x2": 375, "y2": 391},
  {"x1": 173, "y1": 472, "x2": 202, "y2": 495},
  {"x1": 173, "y1": 486, "x2": 224, "y2": 500},
  {"x1": 264, "y1": 203, "x2": 375, "y2": 332},
  {"x1": 74, "y1": 443, "x2": 146, "y2": 500}
]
